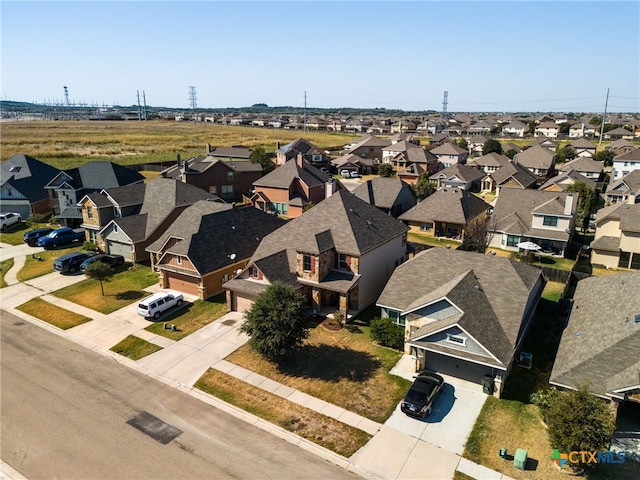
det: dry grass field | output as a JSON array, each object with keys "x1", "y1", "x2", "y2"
[{"x1": 1, "y1": 120, "x2": 359, "y2": 169}]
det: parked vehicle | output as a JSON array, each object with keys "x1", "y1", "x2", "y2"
[
  {"x1": 400, "y1": 371, "x2": 445, "y2": 418},
  {"x1": 37, "y1": 227, "x2": 85, "y2": 249},
  {"x1": 23, "y1": 227, "x2": 54, "y2": 246},
  {"x1": 340, "y1": 170, "x2": 351, "y2": 178},
  {"x1": 80, "y1": 254, "x2": 125, "y2": 272},
  {"x1": 54, "y1": 252, "x2": 96, "y2": 274},
  {"x1": 1, "y1": 212, "x2": 22, "y2": 231},
  {"x1": 137, "y1": 291, "x2": 184, "y2": 320}
]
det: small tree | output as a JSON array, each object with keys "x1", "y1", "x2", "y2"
[
  {"x1": 593, "y1": 149, "x2": 615, "y2": 167},
  {"x1": 378, "y1": 163, "x2": 393, "y2": 177},
  {"x1": 544, "y1": 384, "x2": 616, "y2": 473},
  {"x1": 457, "y1": 137, "x2": 469, "y2": 151},
  {"x1": 566, "y1": 181, "x2": 595, "y2": 232},
  {"x1": 461, "y1": 214, "x2": 496, "y2": 253},
  {"x1": 250, "y1": 147, "x2": 275, "y2": 174},
  {"x1": 412, "y1": 173, "x2": 437, "y2": 201},
  {"x1": 556, "y1": 145, "x2": 577, "y2": 164},
  {"x1": 482, "y1": 138, "x2": 503, "y2": 155},
  {"x1": 84, "y1": 262, "x2": 115, "y2": 296},
  {"x1": 370, "y1": 317, "x2": 405, "y2": 350},
  {"x1": 240, "y1": 282, "x2": 308, "y2": 364},
  {"x1": 505, "y1": 149, "x2": 518, "y2": 160}
]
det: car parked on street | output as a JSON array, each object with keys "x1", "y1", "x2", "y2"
[
  {"x1": 400, "y1": 371, "x2": 445, "y2": 418},
  {"x1": 23, "y1": 227, "x2": 54, "y2": 246},
  {"x1": 80, "y1": 254, "x2": 125, "y2": 272},
  {"x1": 137, "y1": 291, "x2": 184, "y2": 320},
  {"x1": 1, "y1": 212, "x2": 22, "y2": 231},
  {"x1": 54, "y1": 252, "x2": 96, "y2": 274}
]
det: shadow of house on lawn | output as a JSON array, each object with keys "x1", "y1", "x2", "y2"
[
  {"x1": 115, "y1": 290, "x2": 147, "y2": 301},
  {"x1": 279, "y1": 344, "x2": 382, "y2": 382}
]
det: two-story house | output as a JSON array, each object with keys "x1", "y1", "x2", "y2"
[
  {"x1": 570, "y1": 138, "x2": 597, "y2": 157},
  {"x1": 590, "y1": 199, "x2": 640, "y2": 270},
  {"x1": 468, "y1": 153, "x2": 537, "y2": 194},
  {"x1": 161, "y1": 155, "x2": 262, "y2": 202},
  {"x1": 352, "y1": 177, "x2": 417, "y2": 218},
  {"x1": 428, "y1": 164, "x2": 484, "y2": 191},
  {"x1": 489, "y1": 188, "x2": 578, "y2": 255},
  {"x1": 146, "y1": 202, "x2": 286, "y2": 299},
  {"x1": 275, "y1": 138, "x2": 329, "y2": 167},
  {"x1": 249, "y1": 155, "x2": 340, "y2": 218},
  {"x1": 45, "y1": 161, "x2": 144, "y2": 226},
  {"x1": 557, "y1": 156, "x2": 603, "y2": 180},
  {"x1": 377, "y1": 248, "x2": 545, "y2": 396},
  {"x1": 98, "y1": 178, "x2": 217, "y2": 262},
  {"x1": 513, "y1": 145, "x2": 556, "y2": 181},
  {"x1": 1, "y1": 154, "x2": 61, "y2": 219},
  {"x1": 501, "y1": 120, "x2": 527, "y2": 138},
  {"x1": 399, "y1": 187, "x2": 491, "y2": 241},
  {"x1": 430, "y1": 142, "x2": 468, "y2": 169},
  {"x1": 611, "y1": 147, "x2": 640, "y2": 181},
  {"x1": 342, "y1": 133, "x2": 390, "y2": 161},
  {"x1": 534, "y1": 122, "x2": 560, "y2": 138},
  {"x1": 224, "y1": 190, "x2": 409, "y2": 318}
]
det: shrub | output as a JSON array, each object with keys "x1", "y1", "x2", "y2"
[
  {"x1": 83, "y1": 241, "x2": 101, "y2": 252},
  {"x1": 530, "y1": 387, "x2": 560, "y2": 423},
  {"x1": 370, "y1": 317, "x2": 405, "y2": 350}
]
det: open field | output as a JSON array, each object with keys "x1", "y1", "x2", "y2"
[{"x1": 1, "y1": 120, "x2": 359, "y2": 169}]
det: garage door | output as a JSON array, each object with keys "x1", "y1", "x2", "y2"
[
  {"x1": 107, "y1": 240, "x2": 132, "y2": 259},
  {"x1": 233, "y1": 293, "x2": 256, "y2": 312},
  {"x1": 167, "y1": 272, "x2": 200, "y2": 297},
  {"x1": 425, "y1": 351, "x2": 495, "y2": 384}
]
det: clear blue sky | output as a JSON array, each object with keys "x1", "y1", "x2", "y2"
[{"x1": 2, "y1": 1, "x2": 639, "y2": 112}]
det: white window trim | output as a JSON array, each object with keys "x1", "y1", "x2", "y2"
[{"x1": 446, "y1": 334, "x2": 466, "y2": 346}]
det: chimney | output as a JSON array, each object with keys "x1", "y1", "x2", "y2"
[
  {"x1": 325, "y1": 179, "x2": 335, "y2": 199},
  {"x1": 206, "y1": 143, "x2": 211, "y2": 155},
  {"x1": 564, "y1": 193, "x2": 573, "y2": 215},
  {"x1": 628, "y1": 194, "x2": 638, "y2": 205},
  {"x1": 296, "y1": 153, "x2": 304, "y2": 168}
]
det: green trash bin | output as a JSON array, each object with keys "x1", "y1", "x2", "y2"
[
  {"x1": 481, "y1": 375, "x2": 494, "y2": 394},
  {"x1": 514, "y1": 448, "x2": 528, "y2": 470}
]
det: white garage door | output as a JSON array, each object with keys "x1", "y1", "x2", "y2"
[
  {"x1": 107, "y1": 240, "x2": 132, "y2": 259},
  {"x1": 233, "y1": 293, "x2": 256, "y2": 312}
]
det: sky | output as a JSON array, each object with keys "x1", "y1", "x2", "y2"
[{"x1": 2, "y1": 1, "x2": 639, "y2": 113}]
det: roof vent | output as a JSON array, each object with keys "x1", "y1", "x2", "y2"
[
  {"x1": 634, "y1": 313, "x2": 640, "y2": 325},
  {"x1": 9, "y1": 166, "x2": 21, "y2": 172}
]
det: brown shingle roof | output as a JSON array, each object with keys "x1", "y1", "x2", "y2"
[{"x1": 399, "y1": 188, "x2": 490, "y2": 225}]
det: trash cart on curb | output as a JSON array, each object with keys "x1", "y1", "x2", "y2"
[{"x1": 481, "y1": 375, "x2": 494, "y2": 395}]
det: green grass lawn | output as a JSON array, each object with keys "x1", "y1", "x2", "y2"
[
  {"x1": 144, "y1": 294, "x2": 229, "y2": 340},
  {"x1": 17, "y1": 245, "x2": 85, "y2": 281},
  {"x1": 110, "y1": 335, "x2": 163, "y2": 360},
  {"x1": 53, "y1": 264, "x2": 158, "y2": 314},
  {"x1": 16, "y1": 297, "x2": 92, "y2": 329},
  {"x1": 0, "y1": 222, "x2": 51, "y2": 246},
  {"x1": 0, "y1": 258, "x2": 15, "y2": 287},
  {"x1": 407, "y1": 232, "x2": 461, "y2": 249}
]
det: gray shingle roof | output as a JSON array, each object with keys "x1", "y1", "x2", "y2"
[
  {"x1": 490, "y1": 161, "x2": 538, "y2": 188},
  {"x1": 63, "y1": 161, "x2": 144, "y2": 190},
  {"x1": 595, "y1": 201, "x2": 640, "y2": 233},
  {"x1": 539, "y1": 170, "x2": 596, "y2": 191},
  {"x1": 352, "y1": 177, "x2": 416, "y2": 210},
  {"x1": 248, "y1": 190, "x2": 408, "y2": 285},
  {"x1": 399, "y1": 188, "x2": 490, "y2": 225},
  {"x1": 558, "y1": 157, "x2": 603, "y2": 175},
  {"x1": 613, "y1": 147, "x2": 640, "y2": 161},
  {"x1": 147, "y1": 202, "x2": 285, "y2": 275},
  {"x1": 430, "y1": 143, "x2": 467, "y2": 156},
  {"x1": 607, "y1": 170, "x2": 640, "y2": 196},
  {"x1": 467, "y1": 152, "x2": 511, "y2": 169},
  {"x1": 103, "y1": 182, "x2": 147, "y2": 207},
  {"x1": 429, "y1": 164, "x2": 484, "y2": 184},
  {"x1": 253, "y1": 158, "x2": 331, "y2": 189},
  {"x1": 514, "y1": 145, "x2": 555, "y2": 169},
  {"x1": 550, "y1": 272, "x2": 640, "y2": 397},
  {"x1": 1, "y1": 154, "x2": 61, "y2": 203},
  {"x1": 377, "y1": 248, "x2": 544, "y2": 366},
  {"x1": 210, "y1": 146, "x2": 253, "y2": 159}
]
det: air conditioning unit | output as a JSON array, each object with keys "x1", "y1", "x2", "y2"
[{"x1": 518, "y1": 352, "x2": 533, "y2": 369}]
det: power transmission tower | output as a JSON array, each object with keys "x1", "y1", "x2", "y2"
[
  {"x1": 188, "y1": 86, "x2": 197, "y2": 123},
  {"x1": 442, "y1": 91, "x2": 449, "y2": 120},
  {"x1": 142, "y1": 90, "x2": 148, "y2": 120},
  {"x1": 64, "y1": 86, "x2": 70, "y2": 106},
  {"x1": 137, "y1": 90, "x2": 142, "y2": 121}
]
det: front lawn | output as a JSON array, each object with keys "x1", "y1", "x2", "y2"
[
  {"x1": 17, "y1": 245, "x2": 85, "y2": 281},
  {"x1": 53, "y1": 264, "x2": 158, "y2": 314},
  {"x1": 110, "y1": 335, "x2": 163, "y2": 360},
  {"x1": 16, "y1": 297, "x2": 92, "y2": 329},
  {"x1": 144, "y1": 294, "x2": 228, "y2": 340},
  {"x1": 0, "y1": 258, "x2": 14, "y2": 287},
  {"x1": 225, "y1": 314, "x2": 411, "y2": 423},
  {"x1": 195, "y1": 368, "x2": 371, "y2": 457}
]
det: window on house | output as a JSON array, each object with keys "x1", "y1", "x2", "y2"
[
  {"x1": 303, "y1": 254, "x2": 311, "y2": 272},
  {"x1": 446, "y1": 334, "x2": 466, "y2": 346},
  {"x1": 227, "y1": 171, "x2": 234, "y2": 181},
  {"x1": 388, "y1": 310, "x2": 406, "y2": 327},
  {"x1": 114, "y1": 225, "x2": 118, "y2": 233},
  {"x1": 250, "y1": 267, "x2": 259, "y2": 278},
  {"x1": 338, "y1": 253, "x2": 349, "y2": 270},
  {"x1": 506, "y1": 235, "x2": 519, "y2": 247},
  {"x1": 87, "y1": 207, "x2": 93, "y2": 219},
  {"x1": 420, "y1": 222, "x2": 433, "y2": 232},
  {"x1": 176, "y1": 257, "x2": 182, "y2": 265},
  {"x1": 221, "y1": 185, "x2": 233, "y2": 198},
  {"x1": 543, "y1": 216, "x2": 558, "y2": 226}
]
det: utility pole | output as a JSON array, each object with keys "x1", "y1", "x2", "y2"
[
  {"x1": 137, "y1": 90, "x2": 142, "y2": 121},
  {"x1": 598, "y1": 88, "x2": 609, "y2": 146},
  {"x1": 188, "y1": 86, "x2": 197, "y2": 124},
  {"x1": 142, "y1": 90, "x2": 148, "y2": 120}
]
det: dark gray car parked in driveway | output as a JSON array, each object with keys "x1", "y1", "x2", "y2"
[{"x1": 400, "y1": 371, "x2": 445, "y2": 418}]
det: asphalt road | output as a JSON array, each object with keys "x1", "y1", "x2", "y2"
[{"x1": 1, "y1": 311, "x2": 358, "y2": 480}]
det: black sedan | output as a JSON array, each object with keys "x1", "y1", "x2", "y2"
[
  {"x1": 400, "y1": 371, "x2": 445, "y2": 418},
  {"x1": 80, "y1": 254, "x2": 125, "y2": 272}
]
